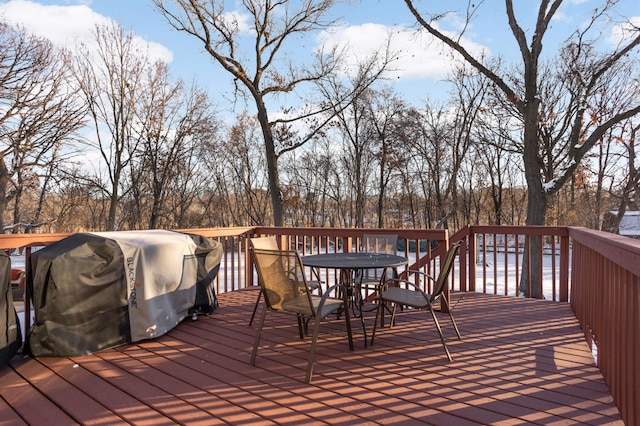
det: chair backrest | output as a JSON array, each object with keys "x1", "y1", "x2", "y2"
[
  {"x1": 249, "y1": 235, "x2": 280, "y2": 251},
  {"x1": 361, "y1": 234, "x2": 398, "y2": 255},
  {"x1": 361, "y1": 234, "x2": 398, "y2": 280},
  {"x1": 430, "y1": 240, "x2": 462, "y2": 302},
  {"x1": 250, "y1": 248, "x2": 314, "y2": 316}
]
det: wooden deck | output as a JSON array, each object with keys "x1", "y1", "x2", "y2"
[{"x1": 1, "y1": 289, "x2": 622, "y2": 425}]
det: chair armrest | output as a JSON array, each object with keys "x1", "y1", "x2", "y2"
[
  {"x1": 323, "y1": 283, "x2": 343, "y2": 299},
  {"x1": 399, "y1": 269, "x2": 436, "y2": 285},
  {"x1": 313, "y1": 283, "x2": 346, "y2": 316},
  {"x1": 381, "y1": 270, "x2": 435, "y2": 298},
  {"x1": 380, "y1": 278, "x2": 418, "y2": 291}
]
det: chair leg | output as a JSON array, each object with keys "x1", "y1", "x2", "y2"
[
  {"x1": 304, "y1": 317, "x2": 312, "y2": 335},
  {"x1": 370, "y1": 300, "x2": 383, "y2": 345},
  {"x1": 305, "y1": 316, "x2": 322, "y2": 384},
  {"x1": 344, "y1": 300, "x2": 354, "y2": 351},
  {"x1": 389, "y1": 303, "x2": 398, "y2": 327},
  {"x1": 442, "y1": 298, "x2": 461, "y2": 338},
  {"x1": 377, "y1": 286, "x2": 385, "y2": 328},
  {"x1": 250, "y1": 303, "x2": 268, "y2": 366},
  {"x1": 297, "y1": 315, "x2": 305, "y2": 339},
  {"x1": 429, "y1": 306, "x2": 453, "y2": 361},
  {"x1": 249, "y1": 288, "x2": 263, "y2": 326}
]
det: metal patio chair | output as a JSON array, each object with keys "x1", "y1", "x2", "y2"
[
  {"x1": 248, "y1": 236, "x2": 321, "y2": 326},
  {"x1": 370, "y1": 240, "x2": 462, "y2": 361},
  {"x1": 249, "y1": 247, "x2": 353, "y2": 384}
]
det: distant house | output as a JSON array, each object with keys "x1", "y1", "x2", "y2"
[{"x1": 602, "y1": 211, "x2": 640, "y2": 239}]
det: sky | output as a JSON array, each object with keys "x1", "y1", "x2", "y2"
[{"x1": 1, "y1": 0, "x2": 639, "y2": 117}]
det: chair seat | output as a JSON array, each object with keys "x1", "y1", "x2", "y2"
[
  {"x1": 307, "y1": 280, "x2": 322, "y2": 290},
  {"x1": 282, "y1": 294, "x2": 343, "y2": 318},
  {"x1": 381, "y1": 287, "x2": 430, "y2": 309},
  {"x1": 311, "y1": 295, "x2": 343, "y2": 318}
]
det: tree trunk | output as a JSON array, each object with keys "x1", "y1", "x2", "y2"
[
  {"x1": 12, "y1": 174, "x2": 22, "y2": 233},
  {"x1": 255, "y1": 100, "x2": 284, "y2": 226},
  {"x1": 108, "y1": 191, "x2": 118, "y2": 231},
  {"x1": 520, "y1": 187, "x2": 546, "y2": 299},
  {"x1": 521, "y1": 103, "x2": 546, "y2": 298},
  {"x1": 0, "y1": 158, "x2": 7, "y2": 234},
  {"x1": 377, "y1": 152, "x2": 386, "y2": 228},
  {"x1": 108, "y1": 166, "x2": 121, "y2": 231}
]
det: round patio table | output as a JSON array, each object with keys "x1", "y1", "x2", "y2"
[
  {"x1": 302, "y1": 252, "x2": 408, "y2": 346},
  {"x1": 302, "y1": 252, "x2": 408, "y2": 271}
]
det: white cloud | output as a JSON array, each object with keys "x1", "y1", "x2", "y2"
[
  {"x1": 551, "y1": 10, "x2": 571, "y2": 23},
  {"x1": 318, "y1": 22, "x2": 490, "y2": 81},
  {"x1": 608, "y1": 16, "x2": 640, "y2": 45},
  {"x1": 0, "y1": 0, "x2": 173, "y2": 63},
  {"x1": 221, "y1": 10, "x2": 254, "y2": 35}
]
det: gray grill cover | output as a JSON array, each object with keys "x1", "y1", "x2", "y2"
[
  {"x1": 26, "y1": 230, "x2": 222, "y2": 356},
  {"x1": 1, "y1": 252, "x2": 21, "y2": 365}
]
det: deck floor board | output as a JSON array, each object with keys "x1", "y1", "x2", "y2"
[{"x1": 0, "y1": 290, "x2": 622, "y2": 425}]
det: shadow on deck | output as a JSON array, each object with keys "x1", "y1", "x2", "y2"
[{"x1": 0, "y1": 290, "x2": 622, "y2": 425}]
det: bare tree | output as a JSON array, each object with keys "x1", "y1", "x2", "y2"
[
  {"x1": 280, "y1": 134, "x2": 341, "y2": 227},
  {"x1": 205, "y1": 112, "x2": 271, "y2": 226},
  {"x1": 333, "y1": 93, "x2": 376, "y2": 228},
  {"x1": 363, "y1": 87, "x2": 407, "y2": 228},
  {"x1": 413, "y1": 107, "x2": 454, "y2": 228},
  {"x1": 471, "y1": 87, "x2": 525, "y2": 226},
  {"x1": 153, "y1": 0, "x2": 393, "y2": 226},
  {"x1": 73, "y1": 22, "x2": 150, "y2": 231},
  {"x1": 401, "y1": 92, "x2": 478, "y2": 231},
  {"x1": 474, "y1": 127, "x2": 518, "y2": 225},
  {"x1": 406, "y1": 0, "x2": 640, "y2": 225},
  {"x1": 130, "y1": 61, "x2": 219, "y2": 229},
  {"x1": 598, "y1": 120, "x2": 640, "y2": 233},
  {"x1": 26, "y1": 147, "x2": 85, "y2": 234},
  {"x1": 405, "y1": 0, "x2": 640, "y2": 297},
  {"x1": 0, "y1": 22, "x2": 86, "y2": 233}
]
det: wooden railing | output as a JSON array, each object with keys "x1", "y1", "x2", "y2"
[
  {"x1": 456, "y1": 226, "x2": 571, "y2": 302},
  {"x1": 568, "y1": 227, "x2": 640, "y2": 426},
  {"x1": 1, "y1": 225, "x2": 638, "y2": 424}
]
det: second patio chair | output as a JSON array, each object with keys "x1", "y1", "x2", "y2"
[
  {"x1": 249, "y1": 247, "x2": 354, "y2": 384},
  {"x1": 248, "y1": 236, "x2": 321, "y2": 326},
  {"x1": 370, "y1": 240, "x2": 462, "y2": 361}
]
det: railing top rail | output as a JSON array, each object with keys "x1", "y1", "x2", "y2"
[
  {"x1": 176, "y1": 227, "x2": 255, "y2": 238},
  {"x1": 470, "y1": 225, "x2": 570, "y2": 236},
  {"x1": 1, "y1": 226, "x2": 615, "y2": 253},
  {"x1": 569, "y1": 226, "x2": 640, "y2": 278},
  {"x1": 0, "y1": 232, "x2": 73, "y2": 249},
  {"x1": 0, "y1": 227, "x2": 257, "y2": 250},
  {"x1": 252, "y1": 227, "x2": 447, "y2": 240},
  {"x1": 0, "y1": 226, "x2": 578, "y2": 252}
]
